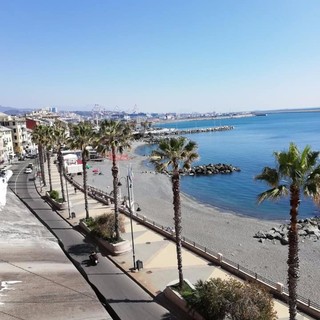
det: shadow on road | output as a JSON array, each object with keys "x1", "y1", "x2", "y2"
[{"x1": 67, "y1": 242, "x2": 97, "y2": 255}]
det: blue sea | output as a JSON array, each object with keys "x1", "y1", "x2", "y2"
[{"x1": 136, "y1": 112, "x2": 320, "y2": 221}]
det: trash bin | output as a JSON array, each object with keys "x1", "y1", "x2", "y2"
[{"x1": 136, "y1": 260, "x2": 143, "y2": 271}]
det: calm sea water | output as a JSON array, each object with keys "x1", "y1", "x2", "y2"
[{"x1": 136, "y1": 112, "x2": 320, "y2": 220}]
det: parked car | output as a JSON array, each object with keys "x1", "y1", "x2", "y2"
[{"x1": 24, "y1": 167, "x2": 33, "y2": 174}]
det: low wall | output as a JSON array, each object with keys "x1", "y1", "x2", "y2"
[
  {"x1": 45, "y1": 191, "x2": 67, "y2": 210},
  {"x1": 79, "y1": 221, "x2": 131, "y2": 256}
]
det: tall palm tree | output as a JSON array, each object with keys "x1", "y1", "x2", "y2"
[
  {"x1": 69, "y1": 121, "x2": 95, "y2": 220},
  {"x1": 140, "y1": 120, "x2": 149, "y2": 137},
  {"x1": 31, "y1": 125, "x2": 47, "y2": 186},
  {"x1": 96, "y1": 120, "x2": 132, "y2": 241},
  {"x1": 42, "y1": 126, "x2": 54, "y2": 192},
  {"x1": 255, "y1": 143, "x2": 320, "y2": 320},
  {"x1": 53, "y1": 123, "x2": 69, "y2": 202},
  {"x1": 151, "y1": 136, "x2": 199, "y2": 289}
]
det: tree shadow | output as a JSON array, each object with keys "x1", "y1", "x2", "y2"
[{"x1": 67, "y1": 242, "x2": 97, "y2": 255}]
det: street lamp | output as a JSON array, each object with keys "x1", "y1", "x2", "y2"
[
  {"x1": 126, "y1": 175, "x2": 139, "y2": 271},
  {"x1": 118, "y1": 166, "x2": 141, "y2": 271}
]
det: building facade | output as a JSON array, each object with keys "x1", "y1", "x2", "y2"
[
  {"x1": 0, "y1": 125, "x2": 14, "y2": 164},
  {"x1": 0, "y1": 113, "x2": 30, "y2": 158}
]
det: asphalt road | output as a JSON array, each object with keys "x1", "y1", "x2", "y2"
[{"x1": 8, "y1": 161, "x2": 176, "y2": 320}]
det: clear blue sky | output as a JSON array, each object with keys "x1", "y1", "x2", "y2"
[{"x1": 1, "y1": 0, "x2": 320, "y2": 113}]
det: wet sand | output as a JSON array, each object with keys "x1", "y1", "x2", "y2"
[{"x1": 75, "y1": 141, "x2": 320, "y2": 304}]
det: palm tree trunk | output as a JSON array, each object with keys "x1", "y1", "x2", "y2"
[
  {"x1": 172, "y1": 171, "x2": 184, "y2": 289},
  {"x1": 46, "y1": 150, "x2": 53, "y2": 192},
  {"x1": 82, "y1": 155, "x2": 89, "y2": 219},
  {"x1": 39, "y1": 145, "x2": 46, "y2": 186},
  {"x1": 58, "y1": 151, "x2": 66, "y2": 202},
  {"x1": 288, "y1": 185, "x2": 300, "y2": 320},
  {"x1": 111, "y1": 146, "x2": 120, "y2": 241}
]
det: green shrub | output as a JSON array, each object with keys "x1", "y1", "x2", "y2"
[
  {"x1": 49, "y1": 190, "x2": 59, "y2": 200},
  {"x1": 183, "y1": 278, "x2": 277, "y2": 320},
  {"x1": 89, "y1": 213, "x2": 125, "y2": 243},
  {"x1": 83, "y1": 217, "x2": 95, "y2": 228}
]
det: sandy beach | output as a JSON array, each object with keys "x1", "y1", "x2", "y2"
[{"x1": 76, "y1": 141, "x2": 320, "y2": 304}]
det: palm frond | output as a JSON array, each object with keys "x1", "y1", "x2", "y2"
[
  {"x1": 151, "y1": 137, "x2": 198, "y2": 174},
  {"x1": 255, "y1": 167, "x2": 279, "y2": 187},
  {"x1": 257, "y1": 185, "x2": 289, "y2": 203},
  {"x1": 304, "y1": 165, "x2": 320, "y2": 199},
  {"x1": 96, "y1": 120, "x2": 132, "y2": 156}
]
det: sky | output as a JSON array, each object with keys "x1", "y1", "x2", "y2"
[{"x1": 1, "y1": 0, "x2": 320, "y2": 114}]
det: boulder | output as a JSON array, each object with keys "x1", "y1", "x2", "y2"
[
  {"x1": 256, "y1": 216, "x2": 320, "y2": 244},
  {"x1": 254, "y1": 230, "x2": 266, "y2": 238},
  {"x1": 280, "y1": 236, "x2": 289, "y2": 245}
]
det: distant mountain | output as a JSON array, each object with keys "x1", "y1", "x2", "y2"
[{"x1": 0, "y1": 105, "x2": 34, "y2": 115}]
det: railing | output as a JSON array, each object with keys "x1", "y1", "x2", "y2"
[
  {"x1": 131, "y1": 212, "x2": 320, "y2": 317},
  {"x1": 65, "y1": 174, "x2": 320, "y2": 318}
]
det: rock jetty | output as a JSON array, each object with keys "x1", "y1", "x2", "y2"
[
  {"x1": 157, "y1": 163, "x2": 240, "y2": 176},
  {"x1": 172, "y1": 125, "x2": 234, "y2": 135},
  {"x1": 183, "y1": 163, "x2": 240, "y2": 176},
  {"x1": 145, "y1": 126, "x2": 234, "y2": 143},
  {"x1": 254, "y1": 217, "x2": 320, "y2": 245}
]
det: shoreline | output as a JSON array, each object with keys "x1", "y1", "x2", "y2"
[
  {"x1": 133, "y1": 141, "x2": 288, "y2": 224},
  {"x1": 76, "y1": 140, "x2": 320, "y2": 303}
]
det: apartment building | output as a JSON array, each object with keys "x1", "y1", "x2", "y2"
[
  {"x1": 0, "y1": 112, "x2": 31, "y2": 158},
  {"x1": 0, "y1": 125, "x2": 14, "y2": 164}
]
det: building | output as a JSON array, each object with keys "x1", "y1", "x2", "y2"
[
  {"x1": 0, "y1": 112, "x2": 30, "y2": 158},
  {"x1": 0, "y1": 126, "x2": 14, "y2": 164}
]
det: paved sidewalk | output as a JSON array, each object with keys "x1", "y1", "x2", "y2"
[{"x1": 41, "y1": 159, "x2": 314, "y2": 320}]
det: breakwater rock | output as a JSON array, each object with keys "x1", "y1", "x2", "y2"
[
  {"x1": 157, "y1": 163, "x2": 240, "y2": 176},
  {"x1": 173, "y1": 125, "x2": 234, "y2": 135},
  {"x1": 254, "y1": 217, "x2": 320, "y2": 245},
  {"x1": 185, "y1": 163, "x2": 240, "y2": 176},
  {"x1": 145, "y1": 126, "x2": 234, "y2": 143}
]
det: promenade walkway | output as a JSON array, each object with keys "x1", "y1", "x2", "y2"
[{"x1": 41, "y1": 158, "x2": 314, "y2": 320}]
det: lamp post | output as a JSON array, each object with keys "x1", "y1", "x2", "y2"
[
  {"x1": 118, "y1": 167, "x2": 141, "y2": 271},
  {"x1": 126, "y1": 174, "x2": 137, "y2": 270}
]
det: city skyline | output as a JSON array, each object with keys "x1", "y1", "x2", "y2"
[{"x1": 1, "y1": 1, "x2": 320, "y2": 114}]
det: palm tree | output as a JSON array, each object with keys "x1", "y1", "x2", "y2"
[
  {"x1": 96, "y1": 120, "x2": 132, "y2": 241},
  {"x1": 151, "y1": 136, "x2": 199, "y2": 289},
  {"x1": 69, "y1": 121, "x2": 95, "y2": 219},
  {"x1": 31, "y1": 125, "x2": 47, "y2": 186},
  {"x1": 140, "y1": 120, "x2": 149, "y2": 137},
  {"x1": 255, "y1": 143, "x2": 320, "y2": 320},
  {"x1": 53, "y1": 123, "x2": 69, "y2": 202},
  {"x1": 42, "y1": 126, "x2": 54, "y2": 192}
]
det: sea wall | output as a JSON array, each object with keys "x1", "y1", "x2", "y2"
[{"x1": 145, "y1": 126, "x2": 234, "y2": 143}]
